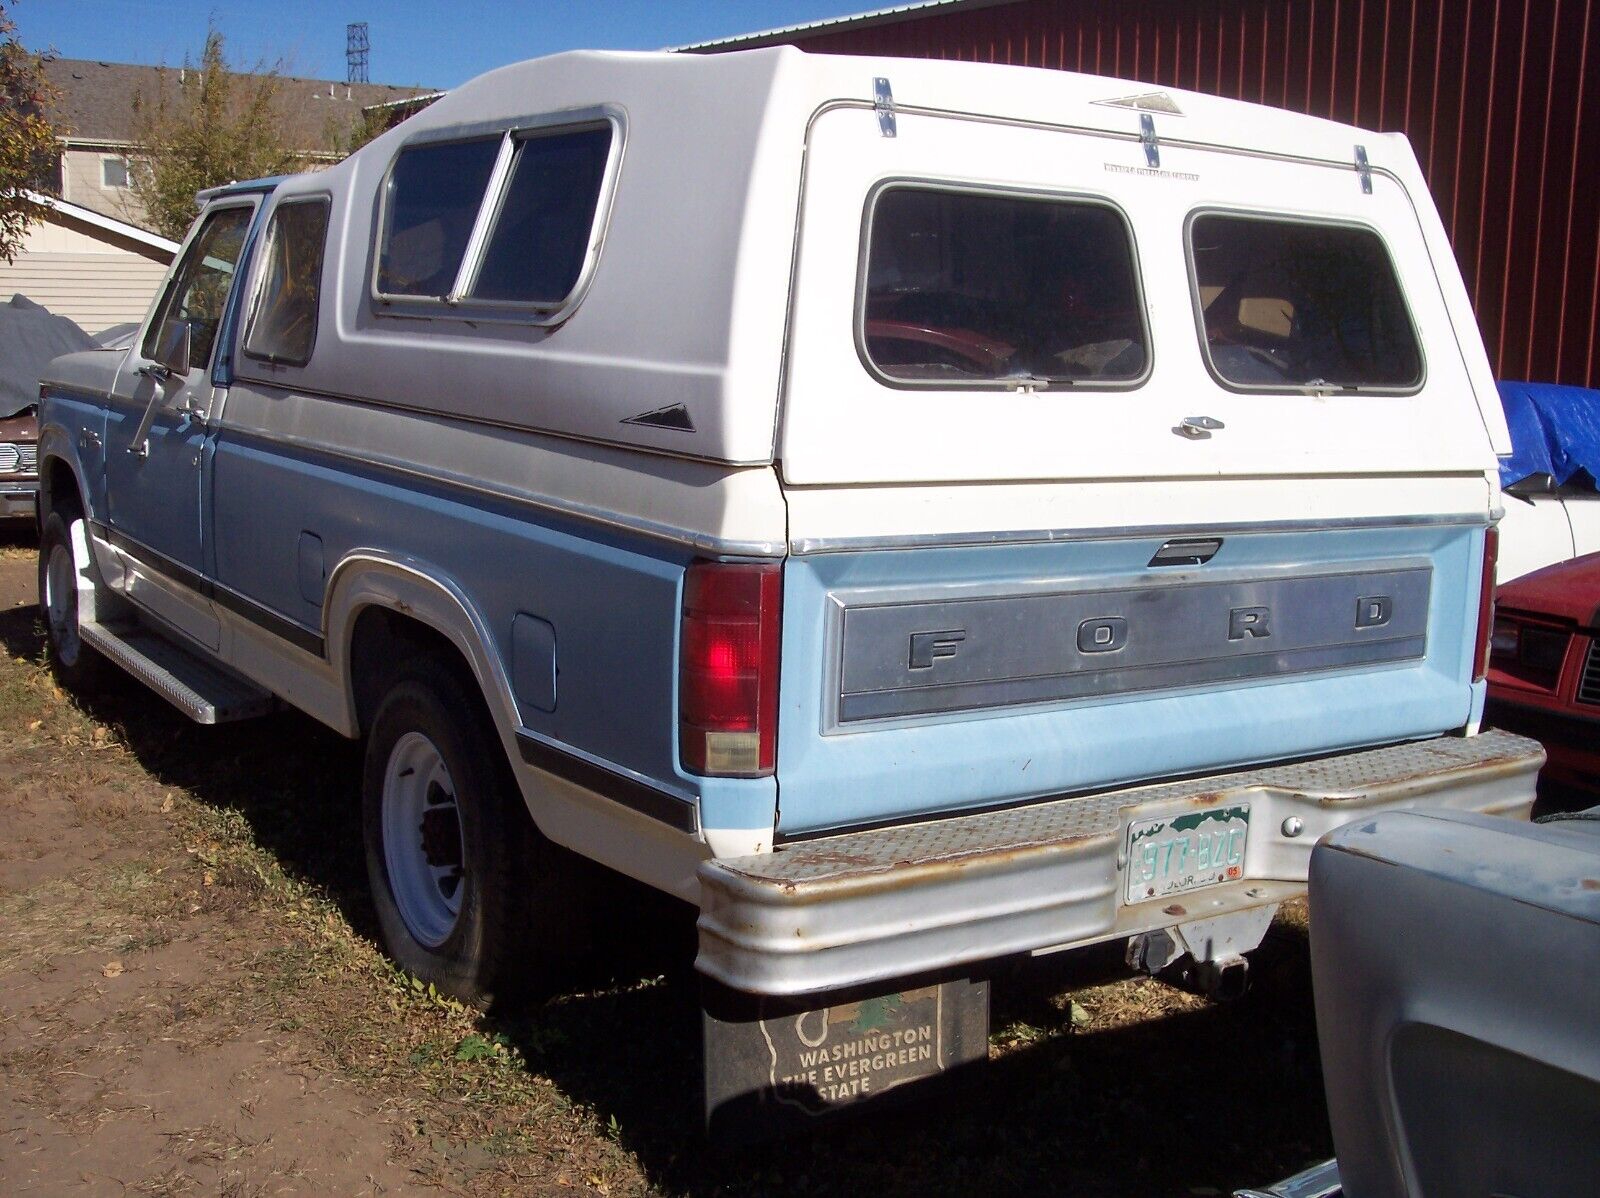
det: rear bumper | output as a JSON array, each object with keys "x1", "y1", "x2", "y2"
[
  {"x1": 0, "y1": 479, "x2": 37, "y2": 520},
  {"x1": 695, "y1": 730, "x2": 1544, "y2": 996}
]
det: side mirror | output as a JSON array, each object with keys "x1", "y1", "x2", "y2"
[
  {"x1": 152, "y1": 320, "x2": 192, "y2": 379},
  {"x1": 1504, "y1": 472, "x2": 1555, "y2": 503}
]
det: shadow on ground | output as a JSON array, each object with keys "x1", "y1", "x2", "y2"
[{"x1": 0, "y1": 600, "x2": 1332, "y2": 1197}]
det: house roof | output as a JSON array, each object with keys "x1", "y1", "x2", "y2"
[
  {"x1": 671, "y1": 0, "x2": 1011, "y2": 52},
  {"x1": 24, "y1": 190, "x2": 180, "y2": 255},
  {"x1": 41, "y1": 57, "x2": 435, "y2": 153}
]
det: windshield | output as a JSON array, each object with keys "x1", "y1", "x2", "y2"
[
  {"x1": 1190, "y1": 213, "x2": 1423, "y2": 392},
  {"x1": 860, "y1": 186, "x2": 1148, "y2": 388}
]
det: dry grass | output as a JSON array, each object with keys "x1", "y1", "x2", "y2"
[{"x1": 0, "y1": 571, "x2": 1332, "y2": 1197}]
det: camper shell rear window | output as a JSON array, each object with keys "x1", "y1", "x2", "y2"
[
  {"x1": 858, "y1": 184, "x2": 1150, "y2": 390},
  {"x1": 1187, "y1": 212, "x2": 1424, "y2": 393},
  {"x1": 372, "y1": 113, "x2": 620, "y2": 320}
]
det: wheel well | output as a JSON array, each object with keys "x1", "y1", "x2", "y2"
[
  {"x1": 348, "y1": 606, "x2": 482, "y2": 736},
  {"x1": 42, "y1": 457, "x2": 84, "y2": 521}
]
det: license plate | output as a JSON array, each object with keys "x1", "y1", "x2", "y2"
[{"x1": 1124, "y1": 805, "x2": 1250, "y2": 905}]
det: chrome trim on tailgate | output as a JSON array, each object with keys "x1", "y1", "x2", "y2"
[{"x1": 695, "y1": 731, "x2": 1543, "y2": 996}]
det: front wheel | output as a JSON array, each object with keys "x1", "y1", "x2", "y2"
[
  {"x1": 361, "y1": 659, "x2": 565, "y2": 1005},
  {"x1": 37, "y1": 506, "x2": 107, "y2": 692}
]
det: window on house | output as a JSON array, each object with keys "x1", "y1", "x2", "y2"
[
  {"x1": 244, "y1": 198, "x2": 331, "y2": 367},
  {"x1": 467, "y1": 124, "x2": 612, "y2": 305},
  {"x1": 102, "y1": 157, "x2": 131, "y2": 188},
  {"x1": 1188, "y1": 213, "x2": 1423, "y2": 391},
  {"x1": 860, "y1": 186, "x2": 1149, "y2": 387},
  {"x1": 375, "y1": 137, "x2": 500, "y2": 298}
]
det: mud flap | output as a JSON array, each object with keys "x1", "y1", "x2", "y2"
[{"x1": 702, "y1": 975, "x2": 990, "y2": 1141}]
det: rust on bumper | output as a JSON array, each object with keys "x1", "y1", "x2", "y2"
[{"x1": 696, "y1": 731, "x2": 1545, "y2": 996}]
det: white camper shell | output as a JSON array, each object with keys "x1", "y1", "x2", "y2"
[{"x1": 38, "y1": 49, "x2": 1539, "y2": 1032}]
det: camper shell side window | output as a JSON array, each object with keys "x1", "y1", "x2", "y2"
[
  {"x1": 1186, "y1": 210, "x2": 1425, "y2": 395},
  {"x1": 371, "y1": 109, "x2": 623, "y2": 324},
  {"x1": 856, "y1": 182, "x2": 1151, "y2": 391}
]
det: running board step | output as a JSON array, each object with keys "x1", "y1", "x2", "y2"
[{"x1": 79, "y1": 620, "x2": 277, "y2": 724}]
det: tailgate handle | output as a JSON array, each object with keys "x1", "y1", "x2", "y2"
[
  {"x1": 1150, "y1": 538, "x2": 1223, "y2": 567},
  {"x1": 1174, "y1": 415, "x2": 1225, "y2": 439}
]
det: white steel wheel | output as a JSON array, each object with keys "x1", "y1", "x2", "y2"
[
  {"x1": 43, "y1": 537, "x2": 84, "y2": 668},
  {"x1": 380, "y1": 730, "x2": 465, "y2": 949},
  {"x1": 37, "y1": 507, "x2": 106, "y2": 691}
]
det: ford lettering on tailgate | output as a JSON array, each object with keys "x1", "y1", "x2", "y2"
[{"x1": 835, "y1": 565, "x2": 1431, "y2": 723}]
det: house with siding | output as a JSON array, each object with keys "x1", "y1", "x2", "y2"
[
  {"x1": 0, "y1": 192, "x2": 176, "y2": 335},
  {"x1": 39, "y1": 58, "x2": 434, "y2": 231}
]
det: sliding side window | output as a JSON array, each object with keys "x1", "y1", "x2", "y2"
[
  {"x1": 374, "y1": 120, "x2": 616, "y2": 314},
  {"x1": 376, "y1": 137, "x2": 500, "y2": 299},
  {"x1": 860, "y1": 186, "x2": 1149, "y2": 388},
  {"x1": 1189, "y1": 213, "x2": 1423, "y2": 392},
  {"x1": 244, "y1": 198, "x2": 331, "y2": 367},
  {"x1": 467, "y1": 125, "x2": 612, "y2": 305}
]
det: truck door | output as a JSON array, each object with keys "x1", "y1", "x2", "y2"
[{"x1": 105, "y1": 201, "x2": 255, "y2": 646}]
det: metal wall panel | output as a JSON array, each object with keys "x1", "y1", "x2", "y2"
[{"x1": 780, "y1": 1, "x2": 1600, "y2": 389}]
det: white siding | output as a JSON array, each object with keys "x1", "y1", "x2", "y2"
[{"x1": 0, "y1": 251, "x2": 167, "y2": 334}]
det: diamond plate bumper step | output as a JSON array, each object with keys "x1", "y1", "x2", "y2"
[
  {"x1": 696, "y1": 731, "x2": 1545, "y2": 997},
  {"x1": 80, "y1": 620, "x2": 277, "y2": 724}
]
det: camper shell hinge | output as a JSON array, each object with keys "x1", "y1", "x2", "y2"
[
  {"x1": 1355, "y1": 144, "x2": 1373, "y2": 194},
  {"x1": 874, "y1": 76, "x2": 897, "y2": 138}
]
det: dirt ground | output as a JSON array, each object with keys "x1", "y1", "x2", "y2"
[{"x1": 0, "y1": 525, "x2": 1334, "y2": 1196}]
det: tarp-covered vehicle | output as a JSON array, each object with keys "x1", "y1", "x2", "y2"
[{"x1": 1, "y1": 294, "x2": 95, "y2": 521}]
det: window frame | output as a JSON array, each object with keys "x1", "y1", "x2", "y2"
[
  {"x1": 101, "y1": 155, "x2": 131, "y2": 189},
  {"x1": 1183, "y1": 206, "x2": 1427, "y2": 397},
  {"x1": 241, "y1": 194, "x2": 333, "y2": 370},
  {"x1": 853, "y1": 178, "x2": 1155, "y2": 394},
  {"x1": 139, "y1": 198, "x2": 260, "y2": 373},
  {"x1": 368, "y1": 107, "x2": 625, "y2": 326}
]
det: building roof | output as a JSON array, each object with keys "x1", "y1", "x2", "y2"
[
  {"x1": 672, "y1": 0, "x2": 1010, "y2": 52},
  {"x1": 41, "y1": 57, "x2": 435, "y2": 154},
  {"x1": 24, "y1": 190, "x2": 180, "y2": 255}
]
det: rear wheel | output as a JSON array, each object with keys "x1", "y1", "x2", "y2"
[
  {"x1": 361, "y1": 657, "x2": 570, "y2": 1005},
  {"x1": 37, "y1": 505, "x2": 107, "y2": 691}
]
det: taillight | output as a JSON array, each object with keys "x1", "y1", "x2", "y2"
[
  {"x1": 679, "y1": 559, "x2": 781, "y2": 777},
  {"x1": 1472, "y1": 527, "x2": 1499, "y2": 682}
]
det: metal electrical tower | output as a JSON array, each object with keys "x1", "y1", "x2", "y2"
[{"x1": 346, "y1": 22, "x2": 369, "y2": 84}]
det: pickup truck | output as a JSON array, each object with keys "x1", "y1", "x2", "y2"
[{"x1": 35, "y1": 48, "x2": 1542, "y2": 1111}]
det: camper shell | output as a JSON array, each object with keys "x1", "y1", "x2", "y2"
[{"x1": 37, "y1": 48, "x2": 1540, "y2": 1025}]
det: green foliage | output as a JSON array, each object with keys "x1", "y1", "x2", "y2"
[
  {"x1": 0, "y1": 2, "x2": 59, "y2": 264},
  {"x1": 128, "y1": 27, "x2": 301, "y2": 241}
]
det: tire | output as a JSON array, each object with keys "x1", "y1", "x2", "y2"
[
  {"x1": 361, "y1": 657, "x2": 570, "y2": 1006},
  {"x1": 37, "y1": 505, "x2": 108, "y2": 692}
]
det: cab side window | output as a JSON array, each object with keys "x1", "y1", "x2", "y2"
[
  {"x1": 244, "y1": 199, "x2": 331, "y2": 367},
  {"x1": 143, "y1": 205, "x2": 253, "y2": 372}
]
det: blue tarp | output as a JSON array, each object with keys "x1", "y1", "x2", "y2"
[{"x1": 1497, "y1": 381, "x2": 1600, "y2": 490}]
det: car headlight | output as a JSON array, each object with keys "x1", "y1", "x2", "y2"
[{"x1": 1489, "y1": 618, "x2": 1519, "y2": 661}]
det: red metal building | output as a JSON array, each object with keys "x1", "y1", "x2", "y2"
[{"x1": 689, "y1": 0, "x2": 1600, "y2": 389}]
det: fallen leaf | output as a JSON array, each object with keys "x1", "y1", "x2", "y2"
[
  {"x1": 203, "y1": 871, "x2": 215, "y2": 886},
  {"x1": 160, "y1": 795, "x2": 174, "y2": 814},
  {"x1": 27, "y1": 719, "x2": 41, "y2": 731},
  {"x1": 101, "y1": 961, "x2": 124, "y2": 978}
]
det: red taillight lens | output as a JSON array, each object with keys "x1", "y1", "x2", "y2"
[
  {"x1": 1472, "y1": 526, "x2": 1499, "y2": 682},
  {"x1": 680, "y1": 559, "x2": 781, "y2": 776}
]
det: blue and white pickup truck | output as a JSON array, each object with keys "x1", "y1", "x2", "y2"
[{"x1": 36, "y1": 49, "x2": 1541, "y2": 1012}]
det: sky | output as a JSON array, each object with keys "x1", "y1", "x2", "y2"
[{"x1": 11, "y1": 1, "x2": 893, "y2": 89}]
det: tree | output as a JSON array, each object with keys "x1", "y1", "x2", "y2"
[
  {"x1": 129, "y1": 28, "x2": 300, "y2": 241},
  {"x1": 0, "y1": 2, "x2": 59, "y2": 264}
]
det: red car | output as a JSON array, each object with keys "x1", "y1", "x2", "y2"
[{"x1": 1485, "y1": 550, "x2": 1600, "y2": 796}]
